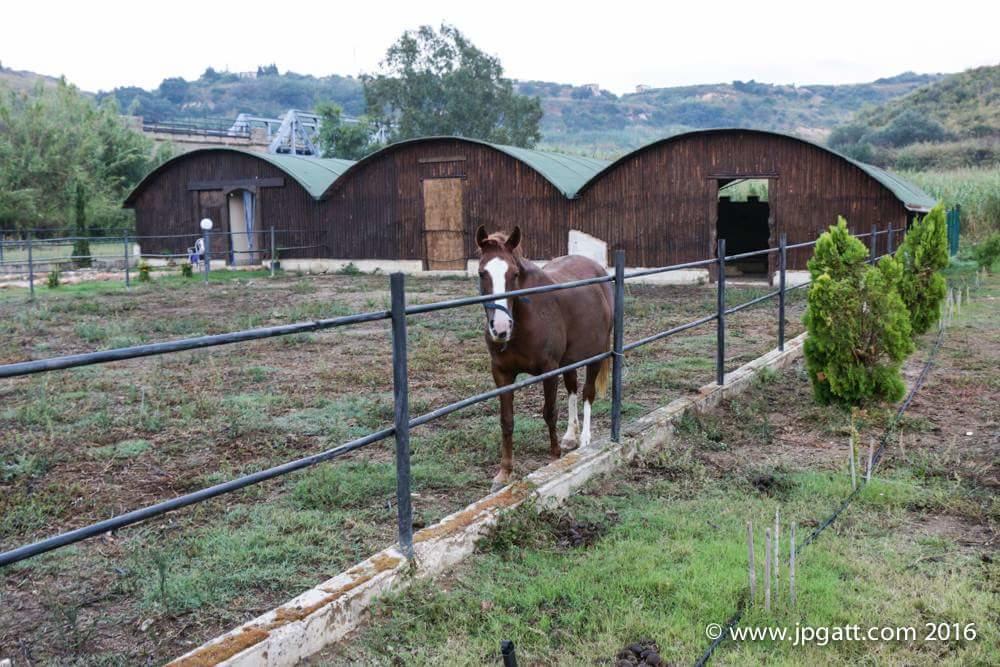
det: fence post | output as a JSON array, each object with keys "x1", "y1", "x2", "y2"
[
  {"x1": 789, "y1": 523, "x2": 797, "y2": 606},
  {"x1": 778, "y1": 233, "x2": 786, "y2": 351},
  {"x1": 870, "y1": 224, "x2": 878, "y2": 263},
  {"x1": 123, "y1": 234, "x2": 131, "y2": 289},
  {"x1": 611, "y1": 249, "x2": 625, "y2": 443},
  {"x1": 716, "y1": 238, "x2": 726, "y2": 386},
  {"x1": 203, "y1": 229, "x2": 211, "y2": 285},
  {"x1": 390, "y1": 272, "x2": 414, "y2": 560},
  {"x1": 887, "y1": 226, "x2": 895, "y2": 256},
  {"x1": 27, "y1": 232, "x2": 35, "y2": 301},
  {"x1": 746, "y1": 519, "x2": 756, "y2": 603},
  {"x1": 500, "y1": 640, "x2": 518, "y2": 667},
  {"x1": 270, "y1": 226, "x2": 277, "y2": 278}
]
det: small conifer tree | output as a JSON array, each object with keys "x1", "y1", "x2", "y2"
[
  {"x1": 71, "y1": 182, "x2": 92, "y2": 269},
  {"x1": 803, "y1": 218, "x2": 914, "y2": 404},
  {"x1": 894, "y1": 204, "x2": 948, "y2": 336}
]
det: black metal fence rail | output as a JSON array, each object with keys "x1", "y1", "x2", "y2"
[{"x1": 0, "y1": 224, "x2": 904, "y2": 569}]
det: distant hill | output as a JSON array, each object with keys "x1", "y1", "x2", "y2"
[
  {"x1": 0, "y1": 65, "x2": 67, "y2": 94},
  {"x1": 523, "y1": 72, "x2": 943, "y2": 156},
  {"x1": 96, "y1": 66, "x2": 366, "y2": 123},
  {"x1": 2, "y1": 63, "x2": 949, "y2": 158},
  {"x1": 828, "y1": 64, "x2": 999, "y2": 169}
]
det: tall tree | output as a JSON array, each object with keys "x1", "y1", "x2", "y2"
[
  {"x1": 0, "y1": 81, "x2": 156, "y2": 233},
  {"x1": 363, "y1": 24, "x2": 543, "y2": 147},
  {"x1": 315, "y1": 103, "x2": 380, "y2": 160}
]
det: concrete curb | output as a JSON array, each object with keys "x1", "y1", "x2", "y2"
[{"x1": 169, "y1": 333, "x2": 806, "y2": 666}]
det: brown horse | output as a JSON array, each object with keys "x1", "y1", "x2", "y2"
[{"x1": 476, "y1": 225, "x2": 613, "y2": 491}]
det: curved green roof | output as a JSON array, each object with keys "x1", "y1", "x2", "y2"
[
  {"x1": 320, "y1": 137, "x2": 609, "y2": 199},
  {"x1": 254, "y1": 152, "x2": 355, "y2": 198},
  {"x1": 488, "y1": 144, "x2": 610, "y2": 198},
  {"x1": 843, "y1": 159, "x2": 936, "y2": 212},
  {"x1": 578, "y1": 129, "x2": 937, "y2": 212},
  {"x1": 124, "y1": 148, "x2": 355, "y2": 206}
]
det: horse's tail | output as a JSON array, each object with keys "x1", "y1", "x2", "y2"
[{"x1": 595, "y1": 355, "x2": 611, "y2": 399}]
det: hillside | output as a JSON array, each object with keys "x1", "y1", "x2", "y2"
[
  {"x1": 524, "y1": 72, "x2": 942, "y2": 155},
  {"x1": 829, "y1": 64, "x2": 1000, "y2": 169},
  {"x1": 86, "y1": 67, "x2": 941, "y2": 157},
  {"x1": 96, "y1": 65, "x2": 366, "y2": 124},
  {"x1": 0, "y1": 65, "x2": 67, "y2": 94}
]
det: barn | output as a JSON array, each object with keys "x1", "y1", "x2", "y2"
[
  {"x1": 569, "y1": 128, "x2": 937, "y2": 281},
  {"x1": 123, "y1": 148, "x2": 355, "y2": 264},
  {"x1": 313, "y1": 137, "x2": 609, "y2": 272}
]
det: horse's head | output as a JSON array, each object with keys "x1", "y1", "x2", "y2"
[{"x1": 475, "y1": 225, "x2": 523, "y2": 344}]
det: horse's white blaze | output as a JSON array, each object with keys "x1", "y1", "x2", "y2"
[
  {"x1": 580, "y1": 400, "x2": 592, "y2": 448},
  {"x1": 484, "y1": 257, "x2": 512, "y2": 338},
  {"x1": 562, "y1": 393, "x2": 579, "y2": 443}
]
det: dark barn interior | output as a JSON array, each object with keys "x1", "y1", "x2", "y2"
[{"x1": 717, "y1": 191, "x2": 771, "y2": 276}]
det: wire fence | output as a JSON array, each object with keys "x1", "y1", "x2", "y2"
[
  {"x1": 0, "y1": 227, "x2": 326, "y2": 297},
  {"x1": 0, "y1": 225, "x2": 903, "y2": 569}
]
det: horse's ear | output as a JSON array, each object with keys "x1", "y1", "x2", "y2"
[
  {"x1": 506, "y1": 226, "x2": 521, "y2": 251},
  {"x1": 475, "y1": 225, "x2": 488, "y2": 248}
]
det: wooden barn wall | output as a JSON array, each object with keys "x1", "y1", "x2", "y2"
[
  {"x1": 320, "y1": 139, "x2": 573, "y2": 264},
  {"x1": 130, "y1": 152, "x2": 324, "y2": 260},
  {"x1": 570, "y1": 132, "x2": 909, "y2": 270}
]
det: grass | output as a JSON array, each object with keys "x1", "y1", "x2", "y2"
[{"x1": 335, "y1": 463, "x2": 997, "y2": 666}]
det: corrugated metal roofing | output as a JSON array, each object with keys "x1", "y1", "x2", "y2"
[
  {"x1": 487, "y1": 143, "x2": 610, "y2": 198},
  {"x1": 320, "y1": 137, "x2": 609, "y2": 199},
  {"x1": 578, "y1": 128, "x2": 937, "y2": 212},
  {"x1": 843, "y1": 159, "x2": 937, "y2": 212},
  {"x1": 253, "y1": 152, "x2": 356, "y2": 199},
  {"x1": 123, "y1": 148, "x2": 355, "y2": 206}
]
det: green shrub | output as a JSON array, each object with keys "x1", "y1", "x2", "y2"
[
  {"x1": 46, "y1": 270, "x2": 60, "y2": 288},
  {"x1": 971, "y1": 232, "x2": 1000, "y2": 273},
  {"x1": 803, "y1": 218, "x2": 914, "y2": 405},
  {"x1": 138, "y1": 261, "x2": 151, "y2": 282},
  {"x1": 336, "y1": 262, "x2": 362, "y2": 276},
  {"x1": 894, "y1": 204, "x2": 949, "y2": 336},
  {"x1": 180, "y1": 262, "x2": 193, "y2": 278}
]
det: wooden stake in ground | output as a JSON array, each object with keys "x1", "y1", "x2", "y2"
[
  {"x1": 866, "y1": 440, "x2": 874, "y2": 482},
  {"x1": 747, "y1": 520, "x2": 756, "y2": 604},
  {"x1": 764, "y1": 527, "x2": 772, "y2": 612},
  {"x1": 773, "y1": 509, "x2": 780, "y2": 590},
  {"x1": 849, "y1": 411, "x2": 857, "y2": 490},
  {"x1": 789, "y1": 523, "x2": 797, "y2": 606}
]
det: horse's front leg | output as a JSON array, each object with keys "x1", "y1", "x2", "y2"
[{"x1": 492, "y1": 368, "x2": 516, "y2": 492}]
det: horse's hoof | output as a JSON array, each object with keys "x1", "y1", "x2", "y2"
[
  {"x1": 490, "y1": 474, "x2": 510, "y2": 494},
  {"x1": 560, "y1": 437, "x2": 579, "y2": 453}
]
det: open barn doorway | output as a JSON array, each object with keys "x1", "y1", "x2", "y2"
[{"x1": 716, "y1": 178, "x2": 771, "y2": 278}]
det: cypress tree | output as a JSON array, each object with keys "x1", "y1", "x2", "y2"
[
  {"x1": 72, "y1": 182, "x2": 92, "y2": 268},
  {"x1": 894, "y1": 204, "x2": 949, "y2": 336},
  {"x1": 803, "y1": 218, "x2": 914, "y2": 404}
]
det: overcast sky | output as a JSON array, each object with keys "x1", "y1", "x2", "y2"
[{"x1": 2, "y1": 0, "x2": 997, "y2": 95}]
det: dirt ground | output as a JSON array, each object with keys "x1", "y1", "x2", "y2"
[{"x1": 0, "y1": 269, "x2": 805, "y2": 665}]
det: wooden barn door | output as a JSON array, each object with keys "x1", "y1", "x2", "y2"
[
  {"x1": 422, "y1": 178, "x2": 465, "y2": 270},
  {"x1": 197, "y1": 190, "x2": 226, "y2": 259}
]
